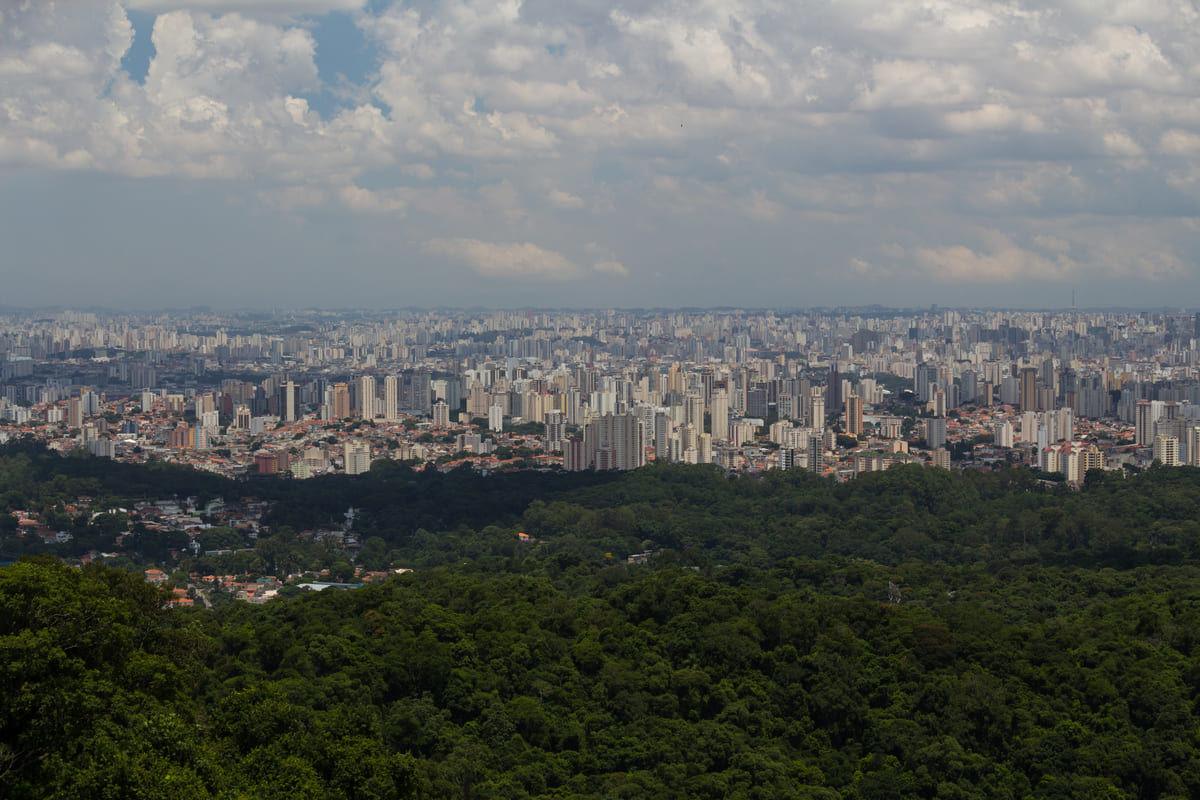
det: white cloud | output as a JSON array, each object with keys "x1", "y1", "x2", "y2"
[
  {"x1": 942, "y1": 104, "x2": 1045, "y2": 134},
  {"x1": 593, "y1": 260, "x2": 630, "y2": 276},
  {"x1": 123, "y1": 0, "x2": 364, "y2": 21},
  {"x1": 855, "y1": 60, "x2": 980, "y2": 110},
  {"x1": 549, "y1": 189, "x2": 585, "y2": 209},
  {"x1": 915, "y1": 233, "x2": 1077, "y2": 282},
  {"x1": 584, "y1": 242, "x2": 629, "y2": 276},
  {"x1": 339, "y1": 185, "x2": 408, "y2": 213},
  {"x1": 2, "y1": 0, "x2": 1200, "y2": 305},
  {"x1": 423, "y1": 238, "x2": 583, "y2": 280},
  {"x1": 1103, "y1": 130, "x2": 1144, "y2": 158},
  {"x1": 741, "y1": 190, "x2": 782, "y2": 221},
  {"x1": 1161, "y1": 129, "x2": 1200, "y2": 155}
]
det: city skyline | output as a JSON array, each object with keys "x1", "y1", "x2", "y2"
[
  {"x1": 1, "y1": 303, "x2": 1192, "y2": 484},
  {"x1": 2, "y1": 1, "x2": 1198, "y2": 309}
]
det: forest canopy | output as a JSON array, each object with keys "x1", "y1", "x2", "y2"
[{"x1": 5, "y1": 442, "x2": 1200, "y2": 798}]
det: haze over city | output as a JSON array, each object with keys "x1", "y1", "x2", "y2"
[{"x1": 2, "y1": 0, "x2": 1198, "y2": 309}]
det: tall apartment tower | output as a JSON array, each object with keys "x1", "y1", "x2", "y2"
[
  {"x1": 344, "y1": 440, "x2": 372, "y2": 475},
  {"x1": 1019, "y1": 367, "x2": 1039, "y2": 412},
  {"x1": 710, "y1": 388, "x2": 729, "y2": 441},
  {"x1": 283, "y1": 380, "x2": 296, "y2": 422},
  {"x1": 685, "y1": 393, "x2": 705, "y2": 434},
  {"x1": 411, "y1": 370, "x2": 432, "y2": 416},
  {"x1": 1154, "y1": 434, "x2": 1180, "y2": 467},
  {"x1": 915, "y1": 361, "x2": 937, "y2": 402},
  {"x1": 383, "y1": 375, "x2": 400, "y2": 421},
  {"x1": 357, "y1": 375, "x2": 377, "y2": 419},
  {"x1": 654, "y1": 411, "x2": 674, "y2": 462},
  {"x1": 432, "y1": 401, "x2": 451, "y2": 427},
  {"x1": 68, "y1": 397, "x2": 83, "y2": 429},
  {"x1": 610, "y1": 412, "x2": 645, "y2": 471},
  {"x1": 826, "y1": 363, "x2": 842, "y2": 412},
  {"x1": 809, "y1": 394, "x2": 825, "y2": 431},
  {"x1": 845, "y1": 394, "x2": 863, "y2": 436},
  {"x1": 544, "y1": 410, "x2": 565, "y2": 452},
  {"x1": 1134, "y1": 400, "x2": 1155, "y2": 447},
  {"x1": 807, "y1": 432, "x2": 824, "y2": 474},
  {"x1": 332, "y1": 382, "x2": 351, "y2": 420},
  {"x1": 994, "y1": 421, "x2": 1014, "y2": 448}
]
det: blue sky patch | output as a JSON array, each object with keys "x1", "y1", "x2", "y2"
[
  {"x1": 120, "y1": 10, "x2": 156, "y2": 85},
  {"x1": 297, "y1": 10, "x2": 382, "y2": 120}
]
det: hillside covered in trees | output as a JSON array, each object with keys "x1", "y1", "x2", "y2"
[{"x1": 5, "y1": 444, "x2": 1200, "y2": 798}]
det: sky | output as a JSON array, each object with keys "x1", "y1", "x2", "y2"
[{"x1": 1, "y1": 0, "x2": 1198, "y2": 310}]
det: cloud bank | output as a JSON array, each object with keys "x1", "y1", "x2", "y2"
[{"x1": 0, "y1": 0, "x2": 1198, "y2": 307}]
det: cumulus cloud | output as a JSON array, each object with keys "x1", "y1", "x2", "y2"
[
  {"x1": 1161, "y1": 130, "x2": 1200, "y2": 156},
  {"x1": 593, "y1": 260, "x2": 630, "y2": 276},
  {"x1": 549, "y1": 189, "x2": 586, "y2": 209},
  {"x1": 741, "y1": 190, "x2": 783, "y2": 221},
  {"x1": 339, "y1": 185, "x2": 408, "y2": 213},
  {"x1": 915, "y1": 240, "x2": 1077, "y2": 282},
  {"x1": 124, "y1": 0, "x2": 364, "y2": 21},
  {"x1": 423, "y1": 239, "x2": 583, "y2": 280}
]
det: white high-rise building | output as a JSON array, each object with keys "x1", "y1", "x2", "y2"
[
  {"x1": 807, "y1": 432, "x2": 824, "y2": 474},
  {"x1": 685, "y1": 393, "x2": 705, "y2": 435},
  {"x1": 283, "y1": 380, "x2": 296, "y2": 422},
  {"x1": 710, "y1": 389, "x2": 729, "y2": 441},
  {"x1": 809, "y1": 395, "x2": 825, "y2": 430},
  {"x1": 432, "y1": 401, "x2": 450, "y2": 427},
  {"x1": 544, "y1": 410, "x2": 565, "y2": 452},
  {"x1": 1020, "y1": 411, "x2": 1038, "y2": 443},
  {"x1": 587, "y1": 412, "x2": 645, "y2": 471},
  {"x1": 344, "y1": 440, "x2": 372, "y2": 475},
  {"x1": 654, "y1": 411, "x2": 673, "y2": 462},
  {"x1": 1154, "y1": 434, "x2": 1180, "y2": 467},
  {"x1": 610, "y1": 412, "x2": 644, "y2": 471},
  {"x1": 358, "y1": 375, "x2": 377, "y2": 419},
  {"x1": 994, "y1": 421, "x2": 1014, "y2": 448},
  {"x1": 384, "y1": 375, "x2": 400, "y2": 421},
  {"x1": 1135, "y1": 400, "x2": 1162, "y2": 447}
]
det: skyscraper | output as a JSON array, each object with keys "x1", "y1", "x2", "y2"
[
  {"x1": 432, "y1": 401, "x2": 451, "y2": 427},
  {"x1": 915, "y1": 361, "x2": 937, "y2": 403},
  {"x1": 357, "y1": 375, "x2": 376, "y2": 419},
  {"x1": 1135, "y1": 400, "x2": 1156, "y2": 447},
  {"x1": 809, "y1": 394, "x2": 825, "y2": 430},
  {"x1": 411, "y1": 370, "x2": 432, "y2": 416},
  {"x1": 283, "y1": 380, "x2": 296, "y2": 422},
  {"x1": 67, "y1": 396, "x2": 83, "y2": 429},
  {"x1": 384, "y1": 375, "x2": 400, "y2": 421},
  {"x1": 332, "y1": 383, "x2": 350, "y2": 420},
  {"x1": 1154, "y1": 435, "x2": 1180, "y2": 467},
  {"x1": 685, "y1": 393, "x2": 705, "y2": 434},
  {"x1": 587, "y1": 412, "x2": 645, "y2": 471},
  {"x1": 1019, "y1": 367, "x2": 1039, "y2": 412},
  {"x1": 845, "y1": 394, "x2": 863, "y2": 436},
  {"x1": 544, "y1": 410, "x2": 565, "y2": 452},
  {"x1": 344, "y1": 440, "x2": 371, "y2": 475},
  {"x1": 610, "y1": 412, "x2": 645, "y2": 471},
  {"x1": 925, "y1": 417, "x2": 947, "y2": 449},
  {"x1": 994, "y1": 421, "x2": 1014, "y2": 448},
  {"x1": 826, "y1": 363, "x2": 842, "y2": 412},
  {"x1": 654, "y1": 411, "x2": 673, "y2": 462},
  {"x1": 710, "y1": 388, "x2": 729, "y2": 441}
]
